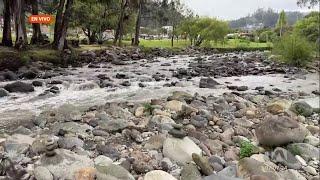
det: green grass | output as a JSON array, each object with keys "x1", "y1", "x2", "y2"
[
  {"x1": 240, "y1": 141, "x2": 259, "y2": 159},
  {"x1": 138, "y1": 39, "x2": 271, "y2": 49}
]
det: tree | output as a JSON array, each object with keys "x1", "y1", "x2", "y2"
[
  {"x1": 114, "y1": 0, "x2": 139, "y2": 46},
  {"x1": 133, "y1": 0, "x2": 143, "y2": 46},
  {"x1": 13, "y1": 0, "x2": 28, "y2": 48},
  {"x1": 1, "y1": 0, "x2": 13, "y2": 47},
  {"x1": 71, "y1": 0, "x2": 118, "y2": 44},
  {"x1": 294, "y1": 11, "x2": 320, "y2": 43},
  {"x1": 30, "y1": 0, "x2": 44, "y2": 44},
  {"x1": 52, "y1": 0, "x2": 74, "y2": 50},
  {"x1": 178, "y1": 17, "x2": 229, "y2": 46},
  {"x1": 276, "y1": 10, "x2": 288, "y2": 37},
  {"x1": 297, "y1": 0, "x2": 320, "y2": 8}
]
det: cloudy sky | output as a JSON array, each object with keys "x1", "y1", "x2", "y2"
[{"x1": 181, "y1": 0, "x2": 317, "y2": 20}]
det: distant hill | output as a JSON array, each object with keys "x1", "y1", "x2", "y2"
[{"x1": 229, "y1": 8, "x2": 306, "y2": 30}]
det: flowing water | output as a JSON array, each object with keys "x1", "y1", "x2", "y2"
[{"x1": 0, "y1": 54, "x2": 319, "y2": 129}]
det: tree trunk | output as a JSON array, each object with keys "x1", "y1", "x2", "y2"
[
  {"x1": 89, "y1": 31, "x2": 97, "y2": 44},
  {"x1": 30, "y1": 0, "x2": 44, "y2": 45},
  {"x1": 114, "y1": 0, "x2": 126, "y2": 45},
  {"x1": 13, "y1": 0, "x2": 27, "y2": 47},
  {"x1": 133, "y1": 0, "x2": 142, "y2": 46},
  {"x1": 2, "y1": 0, "x2": 13, "y2": 47},
  {"x1": 171, "y1": 26, "x2": 175, "y2": 47},
  {"x1": 53, "y1": 0, "x2": 65, "y2": 48},
  {"x1": 53, "y1": 0, "x2": 74, "y2": 50}
]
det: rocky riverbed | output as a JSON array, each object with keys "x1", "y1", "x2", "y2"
[{"x1": 0, "y1": 49, "x2": 319, "y2": 180}]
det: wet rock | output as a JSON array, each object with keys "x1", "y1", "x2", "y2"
[
  {"x1": 255, "y1": 115, "x2": 308, "y2": 146},
  {"x1": 0, "y1": 71, "x2": 18, "y2": 81},
  {"x1": 271, "y1": 147, "x2": 302, "y2": 169},
  {"x1": 120, "y1": 81, "x2": 131, "y2": 87},
  {"x1": 32, "y1": 80, "x2": 43, "y2": 87},
  {"x1": 181, "y1": 163, "x2": 201, "y2": 180},
  {"x1": 4, "y1": 81, "x2": 34, "y2": 93},
  {"x1": 0, "y1": 88, "x2": 9, "y2": 97},
  {"x1": 237, "y1": 158, "x2": 281, "y2": 180},
  {"x1": 199, "y1": 78, "x2": 220, "y2": 88},
  {"x1": 192, "y1": 153, "x2": 214, "y2": 175},
  {"x1": 96, "y1": 164, "x2": 134, "y2": 180},
  {"x1": 48, "y1": 80, "x2": 63, "y2": 85},
  {"x1": 163, "y1": 137, "x2": 202, "y2": 164},
  {"x1": 287, "y1": 143, "x2": 319, "y2": 161},
  {"x1": 20, "y1": 70, "x2": 38, "y2": 79},
  {"x1": 116, "y1": 73, "x2": 129, "y2": 79},
  {"x1": 237, "y1": 86, "x2": 248, "y2": 91},
  {"x1": 290, "y1": 101, "x2": 314, "y2": 117},
  {"x1": 144, "y1": 170, "x2": 177, "y2": 180},
  {"x1": 34, "y1": 166, "x2": 53, "y2": 180}
]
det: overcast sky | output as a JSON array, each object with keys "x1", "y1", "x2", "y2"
[{"x1": 181, "y1": 0, "x2": 318, "y2": 20}]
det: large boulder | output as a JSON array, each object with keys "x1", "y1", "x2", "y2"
[
  {"x1": 37, "y1": 149, "x2": 94, "y2": 180},
  {"x1": 266, "y1": 99, "x2": 291, "y2": 114},
  {"x1": 4, "y1": 81, "x2": 34, "y2": 93},
  {"x1": 163, "y1": 137, "x2": 202, "y2": 164},
  {"x1": 0, "y1": 88, "x2": 9, "y2": 97},
  {"x1": 255, "y1": 115, "x2": 308, "y2": 146},
  {"x1": 199, "y1": 78, "x2": 220, "y2": 88},
  {"x1": 271, "y1": 147, "x2": 302, "y2": 170},
  {"x1": 287, "y1": 143, "x2": 319, "y2": 161},
  {"x1": 237, "y1": 158, "x2": 281, "y2": 180},
  {"x1": 290, "y1": 101, "x2": 314, "y2": 117}
]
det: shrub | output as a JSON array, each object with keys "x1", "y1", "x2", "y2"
[
  {"x1": 240, "y1": 141, "x2": 258, "y2": 159},
  {"x1": 273, "y1": 33, "x2": 314, "y2": 67},
  {"x1": 143, "y1": 103, "x2": 154, "y2": 115}
]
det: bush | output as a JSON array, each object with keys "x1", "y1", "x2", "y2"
[
  {"x1": 259, "y1": 30, "x2": 278, "y2": 43},
  {"x1": 273, "y1": 33, "x2": 314, "y2": 67},
  {"x1": 240, "y1": 141, "x2": 258, "y2": 159}
]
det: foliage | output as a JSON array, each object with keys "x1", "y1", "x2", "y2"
[
  {"x1": 297, "y1": 0, "x2": 320, "y2": 7},
  {"x1": 273, "y1": 33, "x2": 314, "y2": 67},
  {"x1": 70, "y1": 0, "x2": 119, "y2": 43},
  {"x1": 143, "y1": 103, "x2": 154, "y2": 115},
  {"x1": 230, "y1": 8, "x2": 304, "y2": 29},
  {"x1": 276, "y1": 10, "x2": 289, "y2": 36},
  {"x1": 178, "y1": 17, "x2": 229, "y2": 46},
  {"x1": 259, "y1": 30, "x2": 278, "y2": 42},
  {"x1": 294, "y1": 11, "x2": 320, "y2": 43},
  {"x1": 240, "y1": 141, "x2": 258, "y2": 159},
  {"x1": 289, "y1": 144, "x2": 302, "y2": 156}
]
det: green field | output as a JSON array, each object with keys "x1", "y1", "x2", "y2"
[{"x1": 138, "y1": 39, "x2": 272, "y2": 49}]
